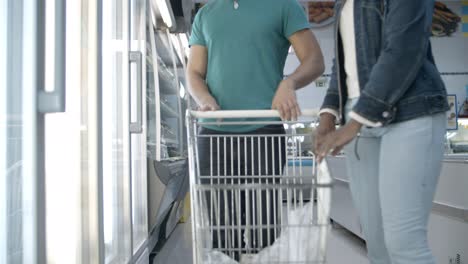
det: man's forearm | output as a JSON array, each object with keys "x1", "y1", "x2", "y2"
[
  {"x1": 187, "y1": 71, "x2": 212, "y2": 106},
  {"x1": 288, "y1": 55, "x2": 325, "y2": 89}
]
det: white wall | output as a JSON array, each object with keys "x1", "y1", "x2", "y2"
[
  {"x1": 285, "y1": 26, "x2": 335, "y2": 110},
  {"x1": 287, "y1": 1, "x2": 468, "y2": 112}
]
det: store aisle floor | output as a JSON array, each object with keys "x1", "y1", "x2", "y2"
[{"x1": 153, "y1": 222, "x2": 369, "y2": 264}]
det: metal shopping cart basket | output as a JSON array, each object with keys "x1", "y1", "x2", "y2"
[{"x1": 186, "y1": 110, "x2": 333, "y2": 264}]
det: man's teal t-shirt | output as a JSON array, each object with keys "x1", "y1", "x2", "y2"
[{"x1": 189, "y1": 0, "x2": 310, "y2": 132}]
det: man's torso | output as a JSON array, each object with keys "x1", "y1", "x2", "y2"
[{"x1": 200, "y1": 0, "x2": 292, "y2": 113}]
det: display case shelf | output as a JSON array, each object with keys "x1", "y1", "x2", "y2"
[
  {"x1": 155, "y1": 30, "x2": 183, "y2": 68},
  {"x1": 146, "y1": 53, "x2": 154, "y2": 70},
  {"x1": 162, "y1": 137, "x2": 179, "y2": 145},
  {"x1": 160, "y1": 101, "x2": 179, "y2": 118},
  {"x1": 158, "y1": 67, "x2": 178, "y2": 95},
  {"x1": 147, "y1": 24, "x2": 187, "y2": 162}
]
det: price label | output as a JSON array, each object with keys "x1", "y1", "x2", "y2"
[
  {"x1": 315, "y1": 77, "x2": 327, "y2": 88},
  {"x1": 447, "y1": 94, "x2": 458, "y2": 130}
]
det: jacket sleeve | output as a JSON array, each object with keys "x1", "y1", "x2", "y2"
[
  {"x1": 320, "y1": 57, "x2": 341, "y2": 118},
  {"x1": 352, "y1": 0, "x2": 434, "y2": 125}
]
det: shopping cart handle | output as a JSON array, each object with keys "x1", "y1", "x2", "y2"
[{"x1": 190, "y1": 109, "x2": 319, "y2": 119}]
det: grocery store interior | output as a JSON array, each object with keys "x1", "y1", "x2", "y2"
[{"x1": 1, "y1": 0, "x2": 467, "y2": 263}]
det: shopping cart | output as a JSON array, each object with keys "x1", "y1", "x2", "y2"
[{"x1": 186, "y1": 110, "x2": 333, "y2": 264}]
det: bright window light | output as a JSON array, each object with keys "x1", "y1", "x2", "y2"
[
  {"x1": 151, "y1": 7, "x2": 157, "y2": 28},
  {"x1": 179, "y1": 82, "x2": 186, "y2": 98},
  {"x1": 46, "y1": 0, "x2": 80, "y2": 262},
  {"x1": 179, "y1": 33, "x2": 190, "y2": 57},
  {"x1": 170, "y1": 34, "x2": 183, "y2": 62},
  {"x1": 0, "y1": 0, "x2": 7, "y2": 262},
  {"x1": 156, "y1": 0, "x2": 174, "y2": 28},
  {"x1": 446, "y1": 132, "x2": 457, "y2": 140}
]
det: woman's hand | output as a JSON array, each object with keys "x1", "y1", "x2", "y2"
[
  {"x1": 316, "y1": 119, "x2": 362, "y2": 163},
  {"x1": 314, "y1": 113, "x2": 336, "y2": 158}
]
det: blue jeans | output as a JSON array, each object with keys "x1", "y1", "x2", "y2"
[{"x1": 344, "y1": 99, "x2": 446, "y2": 264}]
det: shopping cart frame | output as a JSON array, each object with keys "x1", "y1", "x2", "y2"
[{"x1": 186, "y1": 109, "x2": 333, "y2": 264}]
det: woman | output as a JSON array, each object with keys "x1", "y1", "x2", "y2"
[{"x1": 315, "y1": 0, "x2": 448, "y2": 263}]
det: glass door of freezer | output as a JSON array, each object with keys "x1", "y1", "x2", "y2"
[
  {"x1": 1, "y1": 1, "x2": 149, "y2": 263},
  {"x1": 0, "y1": 1, "x2": 42, "y2": 262},
  {"x1": 129, "y1": 0, "x2": 149, "y2": 255},
  {"x1": 1, "y1": 0, "x2": 100, "y2": 263},
  {"x1": 102, "y1": 0, "x2": 149, "y2": 262},
  {"x1": 101, "y1": 0, "x2": 133, "y2": 262},
  {"x1": 2, "y1": 0, "x2": 107, "y2": 263},
  {"x1": 43, "y1": 0, "x2": 98, "y2": 262}
]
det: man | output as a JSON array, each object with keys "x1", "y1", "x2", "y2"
[
  {"x1": 315, "y1": 1, "x2": 448, "y2": 263},
  {"x1": 187, "y1": 0, "x2": 324, "y2": 259}
]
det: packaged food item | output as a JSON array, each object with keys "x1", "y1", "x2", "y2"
[
  {"x1": 432, "y1": 1, "x2": 461, "y2": 37},
  {"x1": 307, "y1": 2, "x2": 335, "y2": 25}
]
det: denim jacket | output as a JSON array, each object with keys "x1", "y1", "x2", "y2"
[{"x1": 321, "y1": 0, "x2": 449, "y2": 125}]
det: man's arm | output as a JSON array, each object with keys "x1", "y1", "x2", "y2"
[
  {"x1": 288, "y1": 29, "x2": 325, "y2": 89},
  {"x1": 186, "y1": 45, "x2": 219, "y2": 111},
  {"x1": 272, "y1": 29, "x2": 325, "y2": 120}
]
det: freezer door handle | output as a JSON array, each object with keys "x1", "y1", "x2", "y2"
[
  {"x1": 38, "y1": 0, "x2": 66, "y2": 113},
  {"x1": 128, "y1": 50, "x2": 143, "y2": 254},
  {"x1": 129, "y1": 51, "x2": 143, "y2": 134}
]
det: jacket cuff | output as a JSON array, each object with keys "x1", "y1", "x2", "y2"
[
  {"x1": 352, "y1": 92, "x2": 396, "y2": 125},
  {"x1": 319, "y1": 108, "x2": 340, "y2": 122},
  {"x1": 349, "y1": 111, "x2": 382, "y2": 127}
]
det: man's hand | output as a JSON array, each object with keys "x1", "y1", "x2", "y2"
[
  {"x1": 198, "y1": 95, "x2": 220, "y2": 111},
  {"x1": 316, "y1": 119, "x2": 362, "y2": 163},
  {"x1": 272, "y1": 79, "x2": 301, "y2": 121}
]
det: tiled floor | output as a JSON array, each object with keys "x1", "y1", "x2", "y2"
[{"x1": 153, "y1": 222, "x2": 369, "y2": 264}]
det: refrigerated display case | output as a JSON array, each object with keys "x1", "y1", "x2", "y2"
[
  {"x1": 1, "y1": 0, "x2": 188, "y2": 263},
  {"x1": 101, "y1": 0, "x2": 150, "y2": 262},
  {"x1": 2, "y1": 0, "x2": 152, "y2": 263},
  {"x1": 328, "y1": 120, "x2": 468, "y2": 264},
  {"x1": 146, "y1": 7, "x2": 190, "y2": 255},
  {"x1": 446, "y1": 118, "x2": 468, "y2": 155},
  {"x1": 428, "y1": 116, "x2": 468, "y2": 263},
  {"x1": 147, "y1": 29, "x2": 185, "y2": 162}
]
